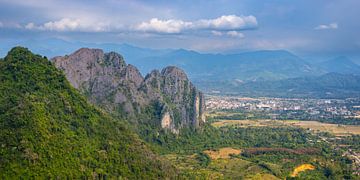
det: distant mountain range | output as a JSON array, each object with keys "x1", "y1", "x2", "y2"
[
  {"x1": 221, "y1": 73, "x2": 360, "y2": 98},
  {"x1": 132, "y1": 49, "x2": 325, "y2": 82},
  {"x1": 2, "y1": 39, "x2": 360, "y2": 98}
]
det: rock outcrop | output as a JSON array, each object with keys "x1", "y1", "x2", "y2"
[{"x1": 53, "y1": 48, "x2": 205, "y2": 132}]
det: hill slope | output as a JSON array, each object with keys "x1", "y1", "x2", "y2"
[
  {"x1": 0, "y1": 47, "x2": 176, "y2": 178},
  {"x1": 319, "y1": 56, "x2": 360, "y2": 74},
  {"x1": 231, "y1": 73, "x2": 360, "y2": 98}
]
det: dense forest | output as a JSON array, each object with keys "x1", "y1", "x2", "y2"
[{"x1": 0, "y1": 47, "x2": 176, "y2": 179}]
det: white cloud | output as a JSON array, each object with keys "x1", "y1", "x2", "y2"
[
  {"x1": 25, "y1": 22, "x2": 35, "y2": 29},
  {"x1": 315, "y1": 23, "x2": 338, "y2": 30},
  {"x1": 135, "y1": 18, "x2": 192, "y2": 33},
  {"x1": 0, "y1": 22, "x2": 3, "y2": 27},
  {"x1": 211, "y1": 30, "x2": 244, "y2": 38},
  {"x1": 211, "y1": 30, "x2": 223, "y2": 36},
  {"x1": 41, "y1": 18, "x2": 81, "y2": 31},
  {"x1": 226, "y1": 31, "x2": 245, "y2": 38},
  {"x1": 23, "y1": 15, "x2": 257, "y2": 35},
  {"x1": 196, "y1": 15, "x2": 258, "y2": 30},
  {"x1": 24, "y1": 18, "x2": 113, "y2": 32},
  {"x1": 135, "y1": 15, "x2": 258, "y2": 34}
]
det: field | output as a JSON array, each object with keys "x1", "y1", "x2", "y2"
[
  {"x1": 204, "y1": 147, "x2": 242, "y2": 160},
  {"x1": 159, "y1": 111, "x2": 358, "y2": 179},
  {"x1": 212, "y1": 119, "x2": 360, "y2": 136},
  {"x1": 163, "y1": 146, "x2": 334, "y2": 179},
  {"x1": 291, "y1": 164, "x2": 316, "y2": 177},
  {"x1": 285, "y1": 120, "x2": 360, "y2": 136},
  {"x1": 164, "y1": 149, "x2": 283, "y2": 179}
]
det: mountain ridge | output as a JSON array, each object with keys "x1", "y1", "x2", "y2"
[
  {"x1": 222, "y1": 72, "x2": 360, "y2": 98},
  {"x1": 318, "y1": 56, "x2": 360, "y2": 74}
]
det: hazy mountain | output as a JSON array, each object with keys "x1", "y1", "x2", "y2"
[
  {"x1": 3, "y1": 40, "x2": 360, "y2": 98},
  {"x1": 0, "y1": 38, "x2": 171, "y2": 60},
  {"x1": 318, "y1": 56, "x2": 360, "y2": 74},
  {"x1": 0, "y1": 47, "x2": 177, "y2": 178},
  {"x1": 1, "y1": 39, "x2": 321, "y2": 82},
  {"x1": 221, "y1": 73, "x2": 360, "y2": 98},
  {"x1": 131, "y1": 49, "x2": 322, "y2": 83}
]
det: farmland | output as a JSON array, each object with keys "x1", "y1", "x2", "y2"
[{"x1": 211, "y1": 119, "x2": 360, "y2": 136}]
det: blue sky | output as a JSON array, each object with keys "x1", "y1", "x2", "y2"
[{"x1": 0, "y1": 0, "x2": 359, "y2": 57}]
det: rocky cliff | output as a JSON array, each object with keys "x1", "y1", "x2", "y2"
[{"x1": 53, "y1": 48, "x2": 205, "y2": 132}]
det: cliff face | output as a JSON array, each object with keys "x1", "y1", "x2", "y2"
[
  {"x1": 53, "y1": 48, "x2": 205, "y2": 132},
  {"x1": 53, "y1": 48, "x2": 145, "y2": 115}
]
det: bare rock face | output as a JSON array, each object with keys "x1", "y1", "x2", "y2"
[
  {"x1": 157, "y1": 66, "x2": 205, "y2": 128},
  {"x1": 53, "y1": 48, "x2": 205, "y2": 132}
]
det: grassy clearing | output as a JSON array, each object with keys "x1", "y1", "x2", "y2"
[
  {"x1": 284, "y1": 120, "x2": 360, "y2": 136},
  {"x1": 291, "y1": 164, "x2": 316, "y2": 177},
  {"x1": 204, "y1": 147, "x2": 242, "y2": 160}
]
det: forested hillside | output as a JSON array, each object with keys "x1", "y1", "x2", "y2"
[{"x1": 0, "y1": 47, "x2": 176, "y2": 179}]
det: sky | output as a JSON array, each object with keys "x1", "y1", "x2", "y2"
[{"x1": 0, "y1": 0, "x2": 359, "y2": 58}]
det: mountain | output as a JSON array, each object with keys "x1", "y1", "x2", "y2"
[
  {"x1": 0, "y1": 47, "x2": 176, "y2": 178},
  {"x1": 227, "y1": 73, "x2": 360, "y2": 98},
  {"x1": 53, "y1": 48, "x2": 205, "y2": 133},
  {"x1": 1, "y1": 39, "x2": 321, "y2": 81},
  {"x1": 131, "y1": 49, "x2": 321, "y2": 82},
  {"x1": 7, "y1": 40, "x2": 360, "y2": 98},
  {"x1": 0, "y1": 38, "x2": 172, "y2": 60},
  {"x1": 319, "y1": 56, "x2": 360, "y2": 74}
]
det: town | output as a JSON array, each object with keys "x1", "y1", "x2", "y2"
[
  {"x1": 207, "y1": 95, "x2": 360, "y2": 175},
  {"x1": 206, "y1": 95, "x2": 360, "y2": 123}
]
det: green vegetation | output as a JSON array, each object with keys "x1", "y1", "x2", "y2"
[
  {"x1": 0, "y1": 47, "x2": 176, "y2": 179},
  {"x1": 118, "y1": 96, "x2": 358, "y2": 179},
  {"x1": 152, "y1": 125, "x2": 314, "y2": 154},
  {"x1": 1, "y1": 47, "x2": 358, "y2": 179},
  {"x1": 130, "y1": 103, "x2": 356, "y2": 179},
  {"x1": 150, "y1": 124, "x2": 355, "y2": 179}
]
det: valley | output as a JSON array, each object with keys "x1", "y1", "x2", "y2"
[
  {"x1": 207, "y1": 95, "x2": 360, "y2": 125},
  {"x1": 1, "y1": 0, "x2": 360, "y2": 179},
  {"x1": 1, "y1": 47, "x2": 359, "y2": 179},
  {"x1": 159, "y1": 121, "x2": 357, "y2": 179},
  {"x1": 201, "y1": 96, "x2": 360, "y2": 178}
]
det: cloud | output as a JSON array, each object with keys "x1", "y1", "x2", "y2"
[
  {"x1": 211, "y1": 30, "x2": 244, "y2": 38},
  {"x1": 196, "y1": 15, "x2": 258, "y2": 30},
  {"x1": 135, "y1": 15, "x2": 258, "y2": 34},
  {"x1": 41, "y1": 18, "x2": 81, "y2": 31},
  {"x1": 315, "y1": 23, "x2": 338, "y2": 30},
  {"x1": 211, "y1": 30, "x2": 223, "y2": 36},
  {"x1": 25, "y1": 22, "x2": 35, "y2": 29},
  {"x1": 24, "y1": 18, "x2": 113, "y2": 32},
  {"x1": 135, "y1": 18, "x2": 192, "y2": 33},
  {"x1": 226, "y1": 31, "x2": 245, "y2": 38},
  {"x1": 0, "y1": 21, "x2": 3, "y2": 27},
  {"x1": 21, "y1": 14, "x2": 257, "y2": 35}
]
